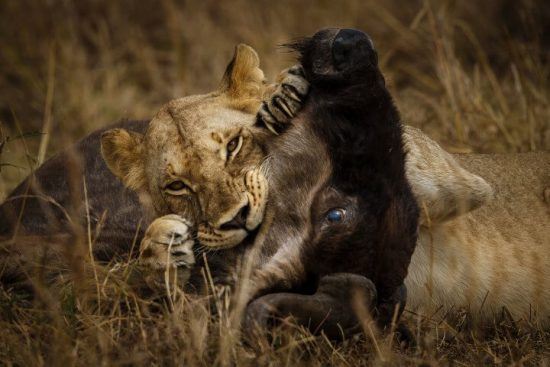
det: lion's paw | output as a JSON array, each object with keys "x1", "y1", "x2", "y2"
[
  {"x1": 139, "y1": 214, "x2": 195, "y2": 270},
  {"x1": 258, "y1": 65, "x2": 309, "y2": 134}
]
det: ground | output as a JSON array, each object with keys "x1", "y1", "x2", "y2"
[{"x1": 0, "y1": 0, "x2": 549, "y2": 365}]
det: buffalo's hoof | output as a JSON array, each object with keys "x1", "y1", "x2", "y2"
[{"x1": 243, "y1": 273, "x2": 377, "y2": 344}]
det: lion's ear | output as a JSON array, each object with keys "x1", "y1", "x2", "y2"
[
  {"x1": 101, "y1": 128, "x2": 147, "y2": 191},
  {"x1": 220, "y1": 44, "x2": 266, "y2": 112},
  {"x1": 403, "y1": 126, "x2": 493, "y2": 225}
]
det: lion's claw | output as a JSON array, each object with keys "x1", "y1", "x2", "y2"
[{"x1": 258, "y1": 65, "x2": 309, "y2": 135}]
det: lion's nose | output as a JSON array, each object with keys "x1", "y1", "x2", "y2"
[
  {"x1": 331, "y1": 28, "x2": 376, "y2": 71},
  {"x1": 219, "y1": 204, "x2": 250, "y2": 231}
]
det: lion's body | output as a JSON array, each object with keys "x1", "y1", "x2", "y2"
[{"x1": 406, "y1": 151, "x2": 550, "y2": 322}]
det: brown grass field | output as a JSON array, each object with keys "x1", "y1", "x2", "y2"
[{"x1": 1, "y1": 0, "x2": 549, "y2": 365}]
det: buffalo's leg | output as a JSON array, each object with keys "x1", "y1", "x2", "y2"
[{"x1": 244, "y1": 273, "x2": 377, "y2": 341}]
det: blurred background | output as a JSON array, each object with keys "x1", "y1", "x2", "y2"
[{"x1": 1, "y1": 0, "x2": 549, "y2": 200}]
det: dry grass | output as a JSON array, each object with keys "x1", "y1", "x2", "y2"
[
  {"x1": 1, "y1": 255, "x2": 549, "y2": 366},
  {"x1": 1, "y1": 0, "x2": 549, "y2": 365}
]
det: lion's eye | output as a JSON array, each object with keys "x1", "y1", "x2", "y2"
[
  {"x1": 227, "y1": 137, "x2": 239, "y2": 152},
  {"x1": 226, "y1": 136, "x2": 243, "y2": 160},
  {"x1": 326, "y1": 208, "x2": 346, "y2": 223},
  {"x1": 165, "y1": 180, "x2": 189, "y2": 195}
]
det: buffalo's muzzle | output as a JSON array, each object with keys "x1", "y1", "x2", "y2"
[{"x1": 332, "y1": 28, "x2": 375, "y2": 71}]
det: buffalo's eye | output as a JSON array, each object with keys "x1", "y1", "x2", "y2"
[
  {"x1": 226, "y1": 135, "x2": 243, "y2": 160},
  {"x1": 165, "y1": 180, "x2": 190, "y2": 195},
  {"x1": 326, "y1": 208, "x2": 346, "y2": 223}
]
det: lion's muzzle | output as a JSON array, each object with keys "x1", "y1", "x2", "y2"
[{"x1": 197, "y1": 167, "x2": 268, "y2": 249}]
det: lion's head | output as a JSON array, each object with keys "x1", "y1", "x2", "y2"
[{"x1": 101, "y1": 45, "x2": 271, "y2": 249}]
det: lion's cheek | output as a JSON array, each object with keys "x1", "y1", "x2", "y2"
[{"x1": 244, "y1": 168, "x2": 269, "y2": 231}]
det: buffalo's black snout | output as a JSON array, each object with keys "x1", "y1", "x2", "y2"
[
  {"x1": 298, "y1": 28, "x2": 378, "y2": 79},
  {"x1": 332, "y1": 28, "x2": 376, "y2": 71}
]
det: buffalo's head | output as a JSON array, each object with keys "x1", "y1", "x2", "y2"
[{"x1": 247, "y1": 28, "x2": 419, "y2": 330}]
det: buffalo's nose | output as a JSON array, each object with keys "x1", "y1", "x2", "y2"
[
  {"x1": 219, "y1": 204, "x2": 250, "y2": 231},
  {"x1": 332, "y1": 29, "x2": 375, "y2": 71}
]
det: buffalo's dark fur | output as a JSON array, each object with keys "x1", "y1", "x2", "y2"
[{"x1": 0, "y1": 121, "x2": 149, "y2": 267}]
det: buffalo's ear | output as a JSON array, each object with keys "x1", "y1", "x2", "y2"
[
  {"x1": 101, "y1": 128, "x2": 147, "y2": 191},
  {"x1": 403, "y1": 126, "x2": 493, "y2": 225},
  {"x1": 220, "y1": 44, "x2": 266, "y2": 112}
]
